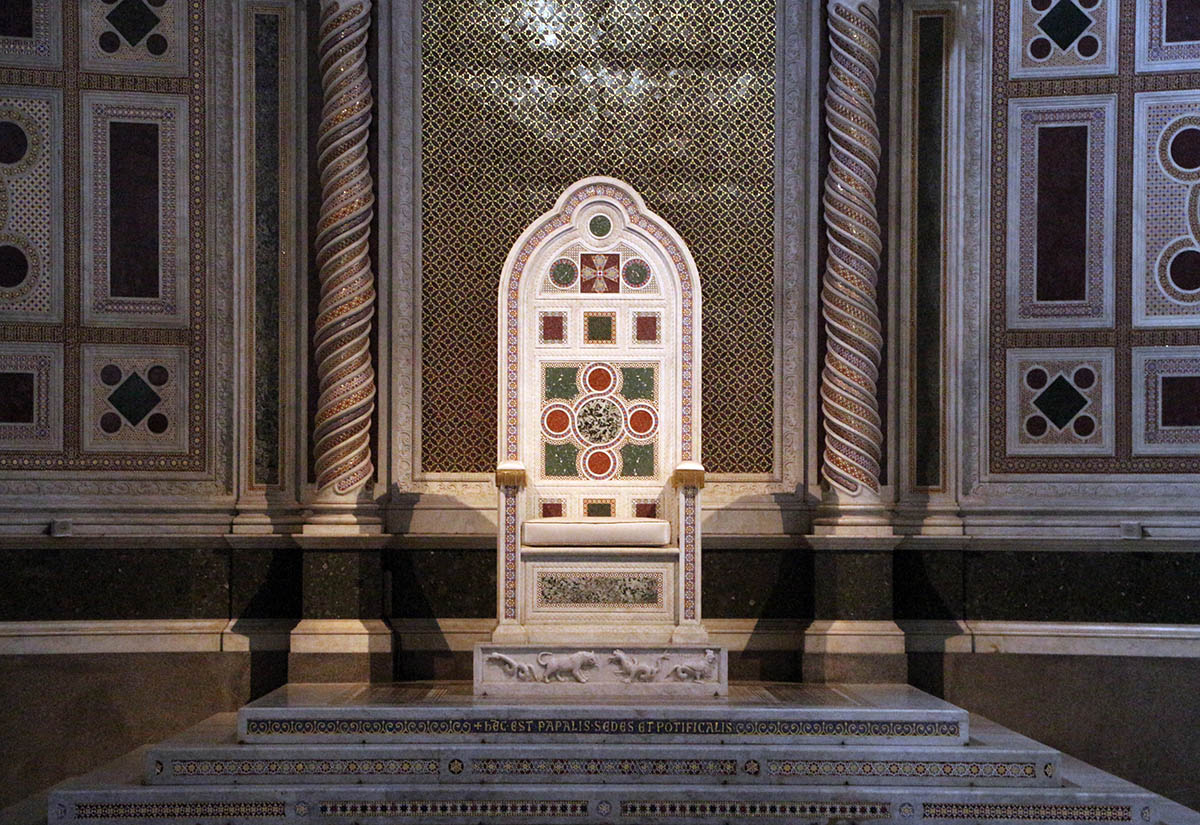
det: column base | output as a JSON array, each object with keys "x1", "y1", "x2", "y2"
[{"x1": 287, "y1": 619, "x2": 393, "y2": 682}]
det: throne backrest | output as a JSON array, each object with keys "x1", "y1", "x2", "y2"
[{"x1": 498, "y1": 178, "x2": 701, "y2": 529}]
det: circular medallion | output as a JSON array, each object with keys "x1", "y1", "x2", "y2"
[
  {"x1": 1025, "y1": 415, "x2": 1048, "y2": 437},
  {"x1": 1025, "y1": 367, "x2": 1048, "y2": 390},
  {"x1": 576, "y1": 398, "x2": 622, "y2": 445},
  {"x1": 581, "y1": 447, "x2": 617, "y2": 480},
  {"x1": 541, "y1": 404, "x2": 572, "y2": 438},
  {"x1": 549, "y1": 258, "x2": 577, "y2": 288},
  {"x1": 588, "y1": 214, "x2": 612, "y2": 238},
  {"x1": 1156, "y1": 238, "x2": 1200, "y2": 303},
  {"x1": 1029, "y1": 36, "x2": 1052, "y2": 60},
  {"x1": 1076, "y1": 34, "x2": 1100, "y2": 59},
  {"x1": 0, "y1": 234, "x2": 40, "y2": 302},
  {"x1": 622, "y1": 258, "x2": 651, "y2": 288},
  {"x1": 584, "y1": 363, "x2": 615, "y2": 393},
  {"x1": 1159, "y1": 116, "x2": 1200, "y2": 182},
  {"x1": 627, "y1": 404, "x2": 658, "y2": 438},
  {"x1": 1072, "y1": 366, "x2": 1095, "y2": 389}
]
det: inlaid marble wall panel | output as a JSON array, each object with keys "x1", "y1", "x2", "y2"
[
  {"x1": 0, "y1": 0, "x2": 210, "y2": 478},
  {"x1": 0, "y1": 85, "x2": 61, "y2": 323},
  {"x1": 1132, "y1": 347, "x2": 1200, "y2": 455},
  {"x1": 1133, "y1": 90, "x2": 1200, "y2": 328},
  {"x1": 1009, "y1": 0, "x2": 1118, "y2": 78},
  {"x1": 80, "y1": 91, "x2": 189, "y2": 329},
  {"x1": 80, "y1": 0, "x2": 189, "y2": 77},
  {"x1": 81, "y1": 344, "x2": 187, "y2": 456},
  {"x1": 0, "y1": 1, "x2": 61, "y2": 70},
  {"x1": 989, "y1": 0, "x2": 1200, "y2": 476},
  {"x1": 1005, "y1": 348, "x2": 1114, "y2": 455},
  {"x1": 1137, "y1": 0, "x2": 1200, "y2": 72},
  {"x1": 1006, "y1": 95, "x2": 1115, "y2": 328},
  {"x1": 0, "y1": 342, "x2": 61, "y2": 452}
]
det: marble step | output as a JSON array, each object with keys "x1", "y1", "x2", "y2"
[
  {"x1": 48, "y1": 751, "x2": 1180, "y2": 825},
  {"x1": 239, "y1": 682, "x2": 969, "y2": 746},
  {"x1": 148, "y1": 713, "x2": 1060, "y2": 788}
]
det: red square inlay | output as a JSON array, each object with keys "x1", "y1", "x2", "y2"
[
  {"x1": 635, "y1": 314, "x2": 658, "y2": 342},
  {"x1": 541, "y1": 501, "x2": 563, "y2": 518},
  {"x1": 635, "y1": 502, "x2": 657, "y2": 518},
  {"x1": 541, "y1": 314, "x2": 564, "y2": 342}
]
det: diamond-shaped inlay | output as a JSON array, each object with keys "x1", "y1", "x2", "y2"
[
  {"x1": 1037, "y1": 0, "x2": 1092, "y2": 51},
  {"x1": 1033, "y1": 374, "x2": 1088, "y2": 430},
  {"x1": 107, "y1": 372, "x2": 161, "y2": 425},
  {"x1": 105, "y1": 0, "x2": 161, "y2": 47}
]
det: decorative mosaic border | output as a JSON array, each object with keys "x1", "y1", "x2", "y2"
[
  {"x1": 1136, "y1": 0, "x2": 1200, "y2": 72},
  {"x1": 768, "y1": 759, "x2": 1038, "y2": 780},
  {"x1": 1005, "y1": 95, "x2": 1115, "y2": 329},
  {"x1": 921, "y1": 803, "x2": 1132, "y2": 822},
  {"x1": 243, "y1": 717, "x2": 962, "y2": 739},
  {"x1": 317, "y1": 801, "x2": 588, "y2": 817},
  {"x1": 473, "y1": 757, "x2": 736, "y2": 778},
  {"x1": 620, "y1": 801, "x2": 890, "y2": 819},
  {"x1": 74, "y1": 802, "x2": 285, "y2": 819},
  {"x1": 168, "y1": 757, "x2": 438, "y2": 778},
  {"x1": 1132, "y1": 346, "x2": 1200, "y2": 455}
]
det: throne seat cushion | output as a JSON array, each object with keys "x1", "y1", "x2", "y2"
[{"x1": 522, "y1": 517, "x2": 671, "y2": 547}]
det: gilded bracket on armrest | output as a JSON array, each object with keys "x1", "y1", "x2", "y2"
[
  {"x1": 673, "y1": 461, "x2": 705, "y2": 489},
  {"x1": 496, "y1": 461, "x2": 526, "y2": 488}
]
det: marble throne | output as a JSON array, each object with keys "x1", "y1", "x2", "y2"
[{"x1": 475, "y1": 177, "x2": 726, "y2": 696}]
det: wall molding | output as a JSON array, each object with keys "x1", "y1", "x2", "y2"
[{"x1": 2, "y1": 619, "x2": 1197, "y2": 659}]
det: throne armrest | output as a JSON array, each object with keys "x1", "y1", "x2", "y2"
[
  {"x1": 672, "y1": 461, "x2": 705, "y2": 489},
  {"x1": 495, "y1": 460, "x2": 526, "y2": 488}
]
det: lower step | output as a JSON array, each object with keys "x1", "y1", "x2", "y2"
[
  {"x1": 145, "y1": 713, "x2": 1061, "y2": 788},
  {"x1": 48, "y1": 758, "x2": 1167, "y2": 825}
]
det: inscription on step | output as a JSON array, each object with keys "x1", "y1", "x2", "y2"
[{"x1": 244, "y1": 718, "x2": 961, "y2": 738}]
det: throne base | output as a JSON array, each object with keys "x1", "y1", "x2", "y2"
[{"x1": 474, "y1": 643, "x2": 728, "y2": 697}]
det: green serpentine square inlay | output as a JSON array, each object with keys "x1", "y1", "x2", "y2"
[
  {"x1": 544, "y1": 443, "x2": 578, "y2": 476},
  {"x1": 621, "y1": 442, "x2": 655, "y2": 476},
  {"x1": 538, "y1": 573, "x2": 661, "y2": 605},
  {"x1": 544, "y1": 366, "x2": 579, "y2": 400},
  {"x1": 621, "y1": 367, "x2": 654, "y2": 400}
]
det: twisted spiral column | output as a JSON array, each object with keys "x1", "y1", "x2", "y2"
[
  {"x1": 820, "y1": 0, "x2": 885, "y2": 498},
  {"x1": 312, "y1": 0, "x2": 377, "y2": 495}
]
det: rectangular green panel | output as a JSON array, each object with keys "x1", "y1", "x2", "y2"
[
  {"x1": 621, "y1": 443, "x2": 655, "y2": 477},
  {"x1": 620, "y1": 367, "x2": 655, "y2": 401},
  {"x1": 544, "y1": 367, "x2": 579, "y2": 401},
  {"x1": 544, "y1": 443, "x2": 578, "y2": 476}
]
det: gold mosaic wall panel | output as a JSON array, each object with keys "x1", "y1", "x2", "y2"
[{"x1": 420, "y1": 0, "x2": 775, "y2": 474}]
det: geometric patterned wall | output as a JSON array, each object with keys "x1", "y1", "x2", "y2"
[
  {"x1": 991, "y1": 0, "x2": 1200, "y2": 473},
  {"x1": 0, "y1": 0, "x2": 207, "y2": 473},
  {"x1": 419, "y1": 0, "x2": 775, "y2": 476}
]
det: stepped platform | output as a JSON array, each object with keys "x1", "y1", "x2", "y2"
[
  {"x1": 148, "y1": 712, "x2": 1060, "y2": 787},
  {"x1": 44, "y1": 682, "x2": 1200, "y2": 825},
  {"x1": 238, "y1": 683, "x2": 968, "y2": 746}
]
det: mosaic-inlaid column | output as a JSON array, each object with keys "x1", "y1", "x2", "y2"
[
  {"x1": 819, "y1": 0, "x2": 885, "y2": 498},
  {"x1": 312, "y1": 0, "x2": 377, "y2": 495}
]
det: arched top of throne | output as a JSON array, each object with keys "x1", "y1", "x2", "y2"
[{"x1": 496, "y1": 177, "x2": 702, "y2": 542}]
